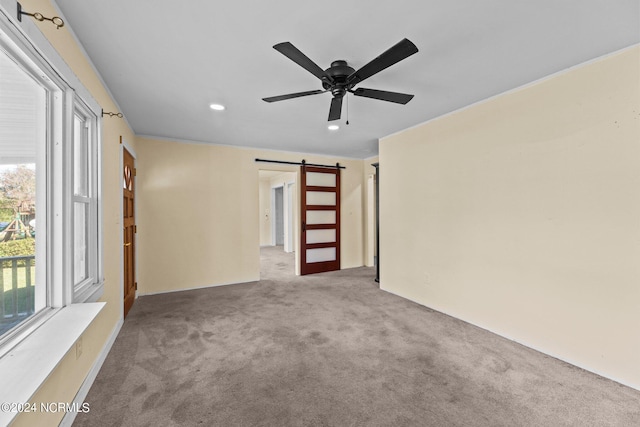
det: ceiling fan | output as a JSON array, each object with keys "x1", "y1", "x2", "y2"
[{"x1": 262, "y1": 38, "x2": 419, "y2": 121}]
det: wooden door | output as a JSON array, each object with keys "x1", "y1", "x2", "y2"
[
  {"x1": 123, "y1": 147, "x2": 136, "y2": 317},
  {"x1": 300, "y1": 165, "x2": 340, "y2": 275}
]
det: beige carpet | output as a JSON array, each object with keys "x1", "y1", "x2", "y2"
[{"x1": 73, "y1": 246, "x2": 640, "y2": 426}]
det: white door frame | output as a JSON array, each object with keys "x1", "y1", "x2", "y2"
[
  {"x1": 270, "y1": 180, "x2": 295, "y2": 252},
  {"x1": 270, "y1": 184, "x2": 284, "y2": 246},
  {"x1": 286, "y1": 181, "x2": 295, "y2": 253},
  {"x1": 366, "y1": 174, "x2": 375, "y2": 267}
]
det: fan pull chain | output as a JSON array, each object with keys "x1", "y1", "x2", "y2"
[{"x1": 346, "y1": 94, "x2": 350, "y2": 125}]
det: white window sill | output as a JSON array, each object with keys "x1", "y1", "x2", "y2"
[{"x1": 0, "y1": 302, "x2": 105, "y2": 426}]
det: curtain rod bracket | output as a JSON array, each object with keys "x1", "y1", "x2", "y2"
[
  {"x1": 102, "y1": 109, "x2": 123, "y2": 118},
  {"x1": 17, "y1": 2, "x2": 64, "y2": 29}
]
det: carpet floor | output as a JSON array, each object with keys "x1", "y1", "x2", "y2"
[{"x1": 73, "y1": 246, "x2": 640, "y2": 426}]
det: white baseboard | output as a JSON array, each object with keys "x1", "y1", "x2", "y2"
[
  {"x1": 59, "y1": 318, "x2": 124, "y2": 427},
  {"x1": 139, "y1": 278, "x2": 259, "y2": 297},
  {"x1": 379, "y1": 285, "x2": 640, "y2": 392}
]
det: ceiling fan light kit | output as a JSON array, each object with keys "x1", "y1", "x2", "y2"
[{"x1": 263, "y1": 38, "x2": 418, "y2": 122}]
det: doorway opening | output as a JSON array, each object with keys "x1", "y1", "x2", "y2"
[
  {"x1": 366, "y1": 173, "x2": 376, "y2": 268},
  {"x1": 258, "y1": 169, "x2": 297, "y2": 277},
  {"x1": 273, "y1": 186, "x2": 284, "y2": 246}
]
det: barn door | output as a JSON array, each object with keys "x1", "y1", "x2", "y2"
[{"x1": 300, "y1": 165, "x2": 340, "y2": 275}]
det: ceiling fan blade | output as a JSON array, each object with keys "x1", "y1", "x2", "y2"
[
  {"x1": 328, "y1": 97, "x2": 343, "y2": 121},
  {"x1": 347, "y1": 38, "x2": 418, "y2": 86},
  {"x1": 273, "y1": 42, "x2": 333, "y2": 83},
  {"x1": 351, "y1": 88, "x2": 414, "y2": 104},
  {"x1": 262, "y1": 90, "x2": 326, "y2": 103}
]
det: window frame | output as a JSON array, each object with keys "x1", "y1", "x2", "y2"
[
  {"x1": 0, "y1": 0, "x2": 104, "y2": 353},
  {"x1": 71, "y1": 99, "x2": 101, "y2": 303},
  {"x1": 0, "y1": 31, "x2": 51, "y2": 326}
]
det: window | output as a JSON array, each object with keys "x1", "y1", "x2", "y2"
[
  {"x1": 0, "y1": 10, "x2": 103, "y2": 348},
  {"x1": 0, "y1": 45, "x2": 45, "y2": 337},
  {"x1": 72, "y1": 103, "x2": 100, "y2": 302}
]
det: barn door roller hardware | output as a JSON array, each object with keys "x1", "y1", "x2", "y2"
[
  {"x1": 17, "y1": 2, "x2": 64, "y2": 29},
  {"x1": 255, "y1": 158, "x2": 345, "y2": 170}
]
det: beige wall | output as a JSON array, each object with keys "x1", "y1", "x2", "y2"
[
  {"x1": 136, "y1": 138, "x2": 365, "y2": 294},
  {"x1": 13, "y1": 1, "x2": 138, "y2": 425},
  {"x1": 380, "y1": 46, "x2": 640, "y2": 389}
]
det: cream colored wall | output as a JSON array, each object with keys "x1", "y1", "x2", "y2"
[
  {"x1": 380, "y1": 46, "x2": 640, "y2": 389},
  {"x1": 136, "y1": 139, "x2": 364, "y2": 294},
  {"x1": 13, "y1": 1, "x2": 138, "y2": 425}
]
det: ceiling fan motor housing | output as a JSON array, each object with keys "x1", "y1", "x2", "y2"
[{"x1": 323, "y1": 60, "x2": 355, "y2": 98}]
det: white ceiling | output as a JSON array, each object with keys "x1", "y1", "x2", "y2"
[{"x1": 54, "y1": 0, "x2": 639, "y2": 159}]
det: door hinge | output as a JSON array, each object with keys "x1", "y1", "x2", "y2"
[
  {"x1": 134, "y1": 225, "x2": 137, "y2": 233},
  {"x1": 135, "y1": 282, "x2": 138, "y2": 290},
  {"x1": 133, "y1": 168, "x2": 137, "y2": 177}
]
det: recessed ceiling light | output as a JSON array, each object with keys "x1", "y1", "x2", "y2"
[
  {"x1": 209, "y1": 103, "x2": 225, "y2": 111},
  {"x1": 328, "y1": 125, "x2": 339, "y2": 131}
]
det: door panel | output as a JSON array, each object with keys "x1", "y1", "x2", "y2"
[
  {"x1": 306, "y1": 229, "x2": 336, "y2": 244},
  {"x1": 300, "y1": 165, "x2": 340, "y2": 275},
  {"x1": 306, "y1": 247, "x2": 337, "y2": 263},
  {"x1": 123, "y1": 147, "x2": 136, "y2": 318},
  {"x1": 306, "y1": 210, "x2": 336, "y2": 224},
  {"x1": 306, "y1": 191, "x2": 336, "y2": 205},
  {"x1": 306, "y1": 172, "x2": 336, "y2": 187}
]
